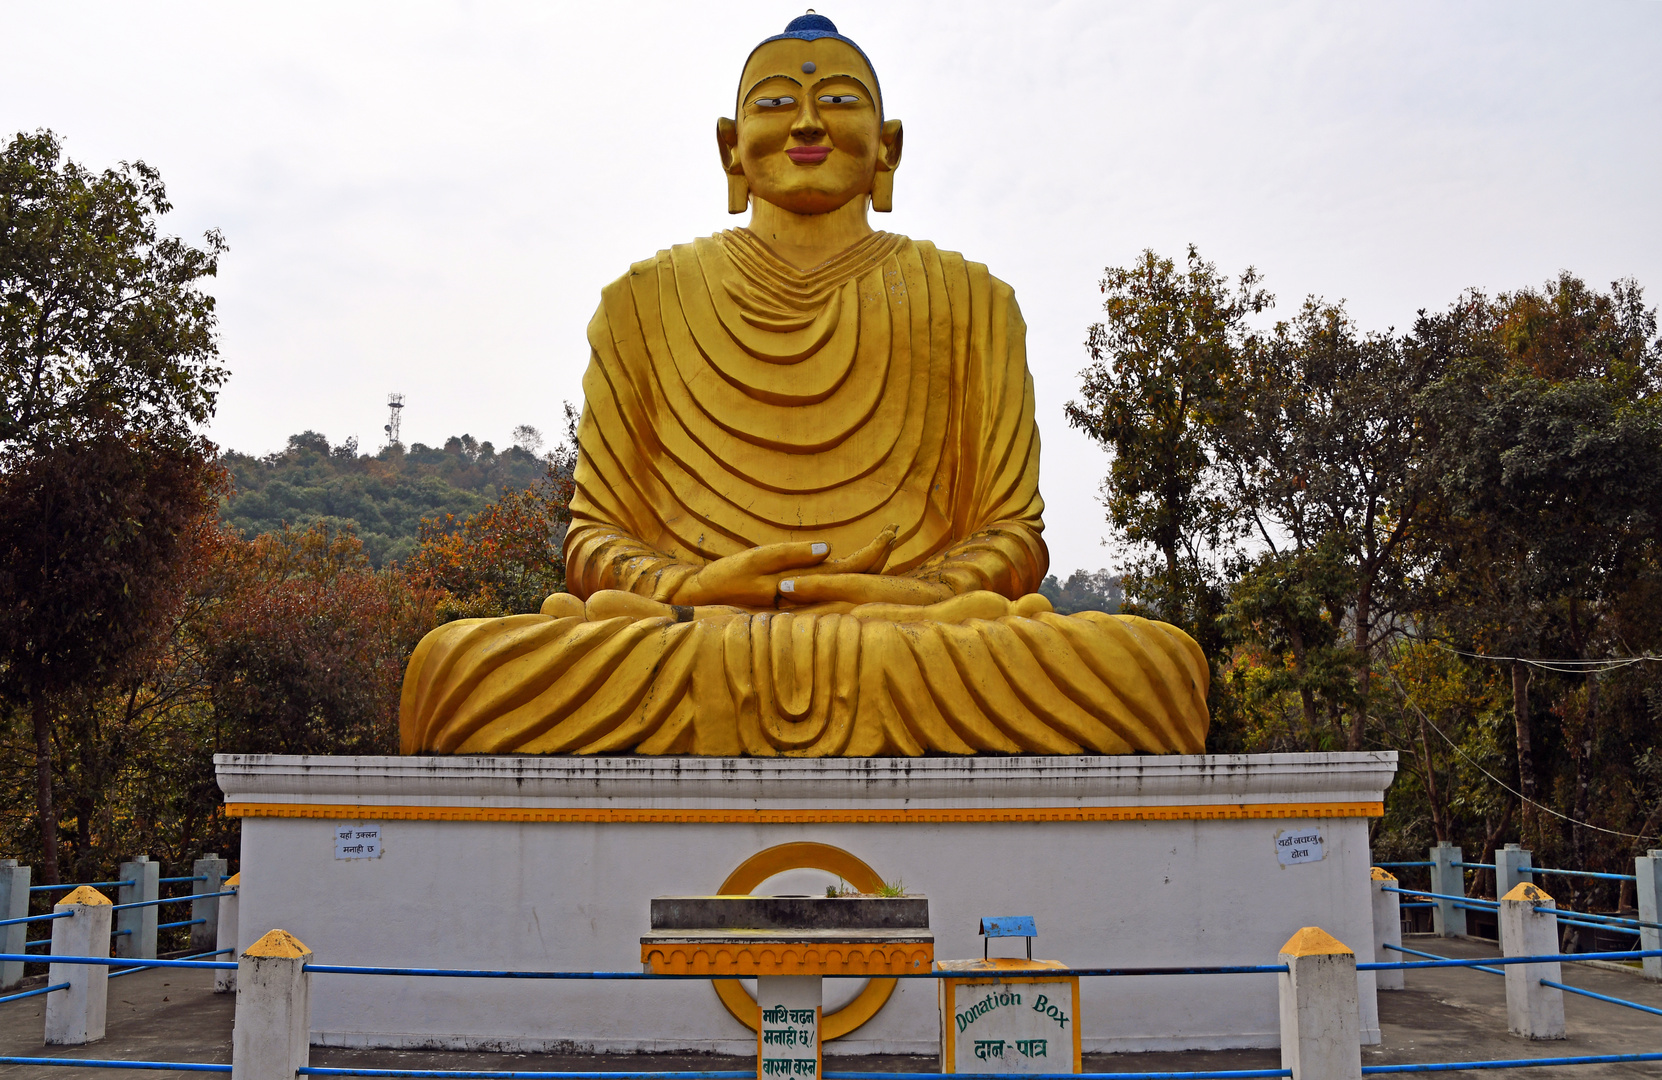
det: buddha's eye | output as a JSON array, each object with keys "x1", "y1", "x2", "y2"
[
  {"x1": 818, "y1": 94, "x2": 860, "y2": 105},
  {"x1": 753, "y1": 96, "x2": 796, "y2": 108}
]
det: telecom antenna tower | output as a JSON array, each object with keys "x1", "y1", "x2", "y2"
[{"x1": 384, "y1": 393, "x2": 405, "y2": 447}]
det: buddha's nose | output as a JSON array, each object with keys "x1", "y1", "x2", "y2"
[{"x1": 791, "y1": 98, "x2": 826, "y2": 142}]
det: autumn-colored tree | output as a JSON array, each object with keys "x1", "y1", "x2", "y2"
[
  {"x1": 406, "y1": 454, "x2": 575, "y2": 621},
  {"x1": 197, "y1": 522, "x2": 435, "y2": 756},
  {"x1": 0, "y1": 425, "x2": 224, "y2": 881}
]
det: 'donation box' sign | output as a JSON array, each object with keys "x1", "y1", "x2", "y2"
[
  {"x1": 940, "y1": 974, "x2": 1081, "y2": 1074},
  {"x1": 757, "y1": 977, "x2": 821, "y2": 1080}
]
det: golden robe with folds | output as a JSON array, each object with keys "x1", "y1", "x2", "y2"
[{"x1": 399, "y1": 230, "x2": 1209, "y2": 756}]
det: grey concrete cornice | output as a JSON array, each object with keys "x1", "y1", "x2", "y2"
[{"x1": 213, "y1": 752, "x2": 1397, "y2": 810}]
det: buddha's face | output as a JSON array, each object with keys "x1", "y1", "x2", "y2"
[{"x1": 721, "y1": 38, "x2": 900, "y2": 215}]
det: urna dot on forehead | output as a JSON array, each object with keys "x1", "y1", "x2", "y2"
[{"x1": 740, "y1": 11, "x2": 884, "y2": 119}]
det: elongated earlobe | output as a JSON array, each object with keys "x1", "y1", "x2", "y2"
[
  {"x1": 872, "y1": 118, "x2": 903, "y2": 213},
  {"x1": 727, "y1": 174, "x2": 750, "y2": 214},
  {"x1": 716, "y1": 116, "x2": 747, "y2": 214},
  {"x1": 871, "y1": 172, "x2": 894, "y2": 213}
]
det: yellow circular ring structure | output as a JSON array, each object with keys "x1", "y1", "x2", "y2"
[{"x1": 711, "y1": 841, "x2": 896, "y2": 1040}]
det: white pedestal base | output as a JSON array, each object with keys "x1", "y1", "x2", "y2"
[{"x1": 217, "y1": 752, "x2": 1395, "y2": 1054}]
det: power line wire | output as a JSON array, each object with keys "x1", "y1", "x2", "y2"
[
  {"x1": 1385, "y1": 668, "x2": 1661, "y2": 843},
  {"x1": 1424, "y1": 639, "x2": 1662, "y2": 674}
]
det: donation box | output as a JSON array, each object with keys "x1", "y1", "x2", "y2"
[{"x1": 937, "y1": 958, "x2": 1081, "y2": 1074}]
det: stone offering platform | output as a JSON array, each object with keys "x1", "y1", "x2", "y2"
[{"x1": 215, "y1": 752, "x2": 1396, "y2": 1054}]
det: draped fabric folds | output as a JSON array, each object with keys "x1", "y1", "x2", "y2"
[{"x1": 399, "y1": 230, "x2": 1210, "y2": 756}]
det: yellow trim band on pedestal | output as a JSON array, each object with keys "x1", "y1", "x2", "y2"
[
  {"x1": 224, "y1": 801, "x2": 1383, "y2": 823},
  {"x1": 642, "y1": 941, "x2": 933, "y2": 976}
]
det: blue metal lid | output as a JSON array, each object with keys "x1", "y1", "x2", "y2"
[{"x1": 980, "y1": 915, "x2": 1037, "y2": 938}]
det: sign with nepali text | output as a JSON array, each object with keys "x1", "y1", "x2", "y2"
[
  {"x1": 757, "y1": 978, "x2": 820, "y2": 1080},
  {"x1": 334, "y1": 823, "x2": 382, "y2": 860},
  {"x1": 1275, "y1": 827, "x2": 1325, "y2": 867}
]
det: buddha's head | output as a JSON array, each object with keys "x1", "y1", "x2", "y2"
[{"x1": 718, "y1": 13, "x2": 903, "y2": 216}]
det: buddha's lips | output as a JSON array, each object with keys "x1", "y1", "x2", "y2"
[{"x1": 786, "y1": 146, "x2": 832, "y2": 164}]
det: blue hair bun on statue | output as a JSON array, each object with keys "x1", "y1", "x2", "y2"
[{"x1": 782, "y1": 13, "x2": 840, "y2": 39}]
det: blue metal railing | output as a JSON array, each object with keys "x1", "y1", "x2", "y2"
[
  {"x1": 0, "y1": 1057, "x2": 230, "y2": 1072},
  {"x1": 0, "y1": 910, "x2": 73, "y2": 928},
  {"x1": 0, "y1": 981, "x2": 69, "y2": 1005},
  {"x1": 301, "y1": 962, "x2": 1290, "y2": 980},
  {"x1": 1378, "y1": 942, "x2": 1503, "y2": 975},
  {"x1": 0, "y1": 952, "x2": 236, "y2": 970},
  {"x1": 1380, "y1": 887, "x2": 1497, "y2": 908},
  {"x1": 1361, "y1": 944, "x2": 1662, "y2": 972},
  {"x1": 1361, "y1": 1055, "x2": 1662, "y2": 1073},
  {"x1": 1539, "y1": 977, "x2": 1662, "y2": 1017},
  {"x1": 1524, "y1": 866, "x2": 1637, "y2": 882},
  {"x1": 28, "y1": 880, "x2": 122, "y2": 893},
  {"x1": 108, "y1": 946, "x2": 234, "y2": 980},
  {"x1": 108, "y1": 889, "x2": 235, "y2": 913},
  {"x1": 1533, "y1": 906, "x2": 1661, "y2": 932},
  {"x1": 156, "y1": 918, "x2": 208, "y2": 931},
  {"x1": 298, "y1": 1072, "x2": 1296, "y2": 1080}
]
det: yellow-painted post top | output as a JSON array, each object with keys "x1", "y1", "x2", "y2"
[
  {"x1": 1280, "y1": 926, "x2": 1353, "y2": 957},
  {"x1": 55, "y1": 886, "x2": 111, "y2": 907},
  {"x1": 244, "y1": 928, "x2": 311, "y2": 959},
  {"x1": 1370, "y1": 867, "x2": 1396, "y2": 881},
  {"x1": 224, "y1": 872, "x2": 241, "y2": 888},
  {"x1": 1502, "y1": 882, "x2": 1554, "y2": 904}
]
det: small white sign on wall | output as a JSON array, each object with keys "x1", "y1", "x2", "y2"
[
  {"x1": 1275, "y1": 826, "x2": 1324, "y2": 867},
  {"x1": 334, "y1": 823, "x2": 382, "y2": 860}
]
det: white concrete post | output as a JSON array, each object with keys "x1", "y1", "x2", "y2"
[
  {"x1": 756, "y1": 974, "x2": 821, "y2": 1080},
  {"x1": 1370, "y1": 868, "x2": 1404, "y2": 991},
  {"x1": 232, "y1": 929, "x2": 311, "y2": 1080},
  {"x1": 1499, "y1": 883, "x2": 1565, "y2": 1040},
  {"x1": 1278, "y1": 927, "x2": 1361, "y2": 1080},
  {"x1": 1494, "y1": 844, "x2": 1533, "y2": 950},
  {"x1": 214, "y1": 873, "x2": 240, "y2": 994},
  {"x1": 116, "y1": 855, "x2": 159, "y2": 960},
  {"x1": 191, "y1": 854, "x2": 229, "y2": 953},
  {"x1": 44, "y1": 886, "x2": 111, "y2": 1045},
  {"x1": 0, "y1": 859, "x2": 30, "y2": 990},
  {"x1": 1429, "y1": 842, "x2": 1467, "y2": 938},
  {"x1": 1635, "y1": 850, "x2": 1662, "y2": 982}
]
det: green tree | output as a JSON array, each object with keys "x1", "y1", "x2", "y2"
[
  {"x1": 1413, "y1": 273, "x2": 1662, "y2": 868},
  {"x1": 0, "y1": 131, "x2": 225, "y2": 449},
  {"x1": 0, "y1": 130, "x2": 226, "y2": 881},
  {"x1": 1038, "y1": 569, "x2": 1123, "y2": 615},
  {"x1": 221, "y1": 429, "x2": 559, "y2": 567},
  {"x1": 1217, "y1": 299, "x2": 1444, "y2": 748},
  {"x1": 1064, "y1": 245, "x2": 1268, "y2": 636}
]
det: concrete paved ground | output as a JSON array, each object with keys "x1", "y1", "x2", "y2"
[{"x1": 2, "y1": 937, "x2": 1659, "y2": 1077}]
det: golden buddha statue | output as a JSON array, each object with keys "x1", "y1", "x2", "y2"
[{"x1": 399, "y1": 14, "x2": 1209, "y2": 757}]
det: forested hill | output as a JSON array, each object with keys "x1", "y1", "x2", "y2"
[{"x1": 220, "y1": 432, "x2": 548, "y2": 567}]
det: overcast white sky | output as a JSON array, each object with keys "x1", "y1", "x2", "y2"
[{"x1": 4, "y1": 1, "x2": 1659, "y2": 575}]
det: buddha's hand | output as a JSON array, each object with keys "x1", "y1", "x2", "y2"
[
  {"x1": 670, "y1": 529, "x2": 894, "y2": 607},
  {"x1": 777, "y1": 572, "x2": 953, "y2": 608}
]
